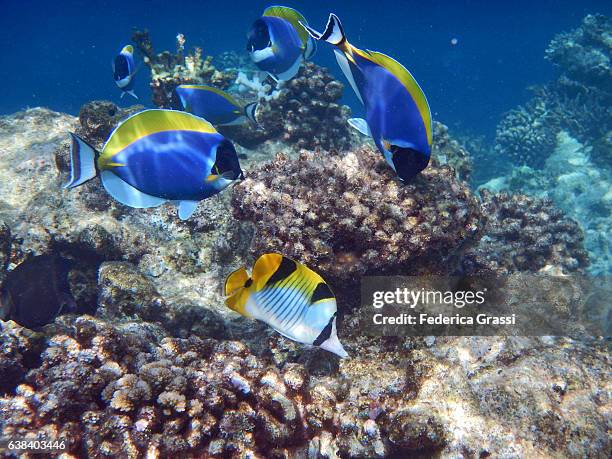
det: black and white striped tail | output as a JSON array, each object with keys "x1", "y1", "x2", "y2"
[
  {"x1": 63, "y1": 133, "x2": 98, "y2": 189},
  {"x1": 300, "y1": 13, "x2": 346, "y2": 46}
]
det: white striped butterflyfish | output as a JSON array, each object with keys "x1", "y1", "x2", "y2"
[
  {"x1": 63, "y1": 109, "x2": 243, "y2": 220},
  {"x1": 224, "y1": 253, "x2": 348, "y2": 358},
  {"x1": 301, "y1": 14, "x2": 432, "y2": 181}
]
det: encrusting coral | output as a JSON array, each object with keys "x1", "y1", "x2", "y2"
[
  {"x1": 132, "y1": 29, "x2": 236, "y2": 109},
  {"x1": 462, "y1": 190, "x2": 590, "y2": 275},
  {"x1": 232, "y1": 145, "x2": 484, "y2": 306}
]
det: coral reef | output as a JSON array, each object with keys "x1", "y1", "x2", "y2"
[
  {"x1": 0, "y1": 107, "x2": 609, "y2": 458},
  {"x1": 462, "y1": 190, "x2": 589, "y2": 275},
  {"x1": 494, "y1": 96, "x2": 559, "y2": 168},
  {"x1": 545, "y1": 14, "x2": 612, "y2": 87},
  {"x1": 1, "y1": 314, "x2": 609, "y2": 457},
  {"x1": 221, "y1": 62, "x2": 353, "y2": 151},
  {"x1": 481, "y1": 131, "x2": 610, "y2": 275},
  {"x1": 231, "y1": 145, "x2": 484, "y2": 306},
  {"x1": 431, "y1": 121, "x2": 473, "y2": 182},
  {"x1": 495, "y1": 14, "x2": 612, "y2": 168},
  {"x1": 132, "y1": 29, "x2": 236, "y2": 109}
]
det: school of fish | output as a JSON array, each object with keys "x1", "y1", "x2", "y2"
[{"x1": 13, "y1": 6, "x2": 434, "y2": 357}]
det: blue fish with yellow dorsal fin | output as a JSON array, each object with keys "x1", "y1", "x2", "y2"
[
  {"x1": 301, "y1": 14, "x2": 432, "y2": 181},
  {"x1": 247, "y1": 5, "x2": 316, "y2": 82},
  {"x1": 225, "y1": 253, "x2": 348, "y2": 358},
  {"x1": 113, "y1": 45, "x2": 138, "y2": 100},
  {"x1": 63, "y1": 109, "x2": 243, "y2": 220},
  {"x1": 176, "y1": 85, "x2": 259, "y2": 127}
]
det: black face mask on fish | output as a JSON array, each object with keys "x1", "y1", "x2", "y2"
[
  {"x1": 213, "y1": 139, "x2": 244, "y2": 181},
  {"x1": 247, "y1": 19, "x2": 271, "y2": 52},
  {"x1": 390, "y1": 145, "x2": 431, "y2": 182}
]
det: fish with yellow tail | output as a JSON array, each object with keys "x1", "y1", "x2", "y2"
[
  {"x1": 300, "y1": 14, "x2": 432, "y2": 181},
  {"x1": 224, "y1": 253, "x2": 348, "y2": 358}
]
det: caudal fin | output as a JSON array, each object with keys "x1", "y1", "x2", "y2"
[
  {"x1": 63, "y1": 133, "x2": 98, "y2": 189},
  {"x1": 300, "y1": 13, "x2": 346, "y2": 46}
]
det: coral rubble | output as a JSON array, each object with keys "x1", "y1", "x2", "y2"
[{"x1": 232, "y1": 145, "x2": 484, "y2": 306}]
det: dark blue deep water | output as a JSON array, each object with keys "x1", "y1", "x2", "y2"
[{"x1": 1, "y1": 0, "x2": 610, "y2": 137}]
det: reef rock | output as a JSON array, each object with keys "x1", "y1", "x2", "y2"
[
  {"x1": 232, "y1": 146, "x2": 484, "y2": 307},
  {"x1": 462, "y1": 190, "x2": 589, "y2": 274}
]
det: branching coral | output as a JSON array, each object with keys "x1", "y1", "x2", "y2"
[
  {"x1": 132, "y1": 29, "x2": 236, "y2": 109},
  {"x1": 495, "y1": 14, "x2": 612, "y2": 169},
  {"x1": 0, "y1": 315, "x2": 449, "y2": 457},
  {"x1": 232, "y1": 145, "x2": 484, "y2": 306},
  {"x1": 462, "y1": 190, "x2": 589, "y2": 275},
  {"x1": 545, "y1": 14, "x2": 612, "y2": 87}
]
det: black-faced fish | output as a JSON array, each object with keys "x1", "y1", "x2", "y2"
[
  {"x1": 224, "y1": 253, "x2": 348, "y2": 358},
  {"x1": 63, "y1": 109, "x2": 243, "y2": 220},
  {"x1": 113, "y1": 45, "x2": 138, "y2": 99},
  {"x1": 247, "y1": 6, "x2": 316, "y2": 82},
  {"x1": 0, "y1": 255, "x2": 76, "y2": 329},
  {"x1": 302, "y1": 14, "x2": 432, "y2": 181},
  {"x1": 176, "y1": 85, "x2": 259, "y2": 127}
]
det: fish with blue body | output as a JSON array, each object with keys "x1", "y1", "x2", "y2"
[
  {"x1": 224, "y1": 253, "x2": 348, "y2": 358},
  {"x1": 176, "y1": 85, "x2": 259, "y2": 127},
  {"x1": 302, "y1": 14, "x2": 433, "y2": 181},
  {"x1": 247, "y1": 6, "x2": 316, "y2": 82},
  {"x1": 63, "y1": 109, "x2": 243, "y2": 220},
  {"x1": 113, "y1": 45, "x2": 138, "y2": 99},
  {"x1": 0, "y1": 255, "x2": 76, "y2": 329}
]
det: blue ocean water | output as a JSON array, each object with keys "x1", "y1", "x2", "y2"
[{"x1": 1, "y1": 0, "x2": 610, "y2": 138}]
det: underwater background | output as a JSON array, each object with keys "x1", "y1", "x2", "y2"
[
  {"x1": 0, "y1": 1, "x2": 610, "y2": 458},
  {"x1": 2, "y1": 0, "x2": 611, "y2": 137}
]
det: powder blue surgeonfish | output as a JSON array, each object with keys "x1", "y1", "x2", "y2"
[
  {"x1": 176, "y1": 85, "x2": 259, "y2": 127},
  {"x1": 225, "y1": 253, "x2": 348, "y2": 358},
  {"x1": 247, "y1": 6, "x2": 316, "y2": 82},
  {"x1": 63, "y1": 109, "x2": 243, "y2": 220},
  {"x1": 113, "y1": 45, "x2": 138, "y2": 99},
  {"x1": 302, "y1": 14, "x2": 433, "y2": 181}
]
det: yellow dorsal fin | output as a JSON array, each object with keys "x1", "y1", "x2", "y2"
[
  {"x1": 122, "y1": 45, "x2": 134, "y2": 54},
  {"x1": 363, "y1": 50, "x2": 432, "y2": 146},
  {"x1": 251, "y1": 253, "x2": 283, "y2": 291},
  {"x1": 178, "y1": 85, "x2": 243, "y2": 109},
  {"x1": 100, "y1": 109, "x2": 217, "y2": 166},
  {"x1": 263, "y1": 6, "x2": 310, "y2": 46},
  {"x1": 225, "y1": 267, "x2": 249, "y2": 296}
]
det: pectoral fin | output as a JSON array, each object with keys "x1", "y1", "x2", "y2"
[
  {"x1": 178, "y1": 200, "x2": 199, "y2": 220},
  {"x1": 347, "y1": 118, "x2": 371, "y2": 137}
]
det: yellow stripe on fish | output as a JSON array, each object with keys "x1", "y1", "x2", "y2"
[
  {"x1": 347, "y1": 45, "x2": 432, "y2": 147},
  {"x1": 121, "y1": 45, "x2": 134, "y2": 54},
  {"x1": 263, "y1": 5, "x2": 310, "y2": 47},
  {"x1": 99, "y1": 109, "x2": 218, "y2": 169},
  {"x1": 178, "y1": 84, "x2": 244, "y2": 109},
  {"x1": 224, "y1": 253, "x2": 348, "y2": 357}
]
